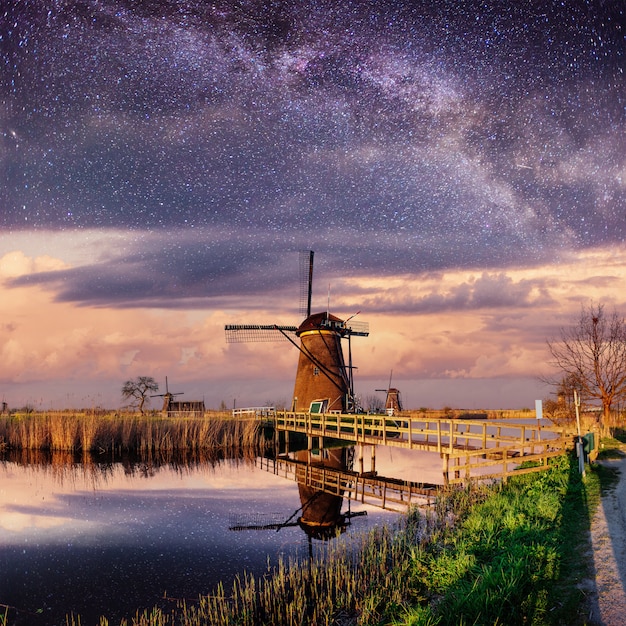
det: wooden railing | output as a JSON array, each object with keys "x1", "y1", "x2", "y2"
[
  {"x1": 272, "y1": 411, "x2": 574, "y2": 485},
  {"x1": 232, "y1": 406, "x2": 276, "y2": 418}
]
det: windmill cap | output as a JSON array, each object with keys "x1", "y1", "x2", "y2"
[{"x1": 297, "y1": 312, "x2": 345, "y2": 335}]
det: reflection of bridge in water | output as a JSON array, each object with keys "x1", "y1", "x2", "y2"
[{"x1": 257, "y1": 448, "x2": 439, "y2": 514}]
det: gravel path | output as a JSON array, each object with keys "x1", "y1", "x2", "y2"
[{"x1": 584, "y1": 453, "x2": 626, "y2": 626}]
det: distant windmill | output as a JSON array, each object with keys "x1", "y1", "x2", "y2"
[
  {"x1": 150, "y1": 376, "x2": 184, "y2": 414},
  {"x1": 225, "y1": 250, "x2": 369, "y2": 413},
  {"x1": 376, "y1": 370, "x2": 403, "y2": 416}
]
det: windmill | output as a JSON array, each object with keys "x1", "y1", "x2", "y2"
[
  {"x1": 225, "y1": 250, "x2": 369, "y2": 413},
  {"x1": 376, "y1": 370, "x2": 403, "y2": 416},
  {"x1": 150, "y1": 376, "x2": 184, "y2": 414}
]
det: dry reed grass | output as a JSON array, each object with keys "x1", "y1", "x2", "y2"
[{"x1": 0, "y1": 411, "x2": 264, "y2": 455}]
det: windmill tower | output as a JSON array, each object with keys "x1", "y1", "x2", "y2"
[
  {"x1": 225, "y1": 251, "x2": 369, "y2": 413},
  {"x1": 376, "y1": 371, "x2": 403, "y2": 416},
  {"x1": 150, "y1": 377, "x2": 184, "y2": 415}
]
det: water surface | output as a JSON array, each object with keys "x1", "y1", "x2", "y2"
[{"x1": 1, "y1": 447, "x2": 420, "y2": 625}]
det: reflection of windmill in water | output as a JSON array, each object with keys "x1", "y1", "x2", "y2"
[
  {"x1": 230, "y1": 444, "x2": 366, "y2": 549},
  {"x1": 225, "y1": 250, "x2": 369, "y2": 413},
  {"x1": 293, "y1": 446, "x2": 363, "y2": 540},
  {"x1": 376, "y1": 370, "x2": 403, "y2": 416}
]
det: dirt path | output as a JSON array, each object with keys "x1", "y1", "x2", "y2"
[{"x1": 584, "y1": 453, "x2": 626, "y2": 625}]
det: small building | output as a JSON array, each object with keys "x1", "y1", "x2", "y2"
[{"x1": 161, "y1": 395, "x2": 205, "y2": 417}]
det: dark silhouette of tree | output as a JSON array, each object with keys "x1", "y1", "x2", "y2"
[
  {"x1": 365, "y1": 394, "x2": 385, "y2": 414},
  {"x1": 546, "y1": 303, "x2": 626, "y2": 433},
  {"x1": 121, "y1": 376, "x2": 159, "y2": 414}
]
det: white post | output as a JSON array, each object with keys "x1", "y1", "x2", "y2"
[
  {"x1": 574, "y1": 390, "x2": 585, "y2": 477},
  {"x1": 535, "y1": 399, "x2": 543, "y2": 444}
]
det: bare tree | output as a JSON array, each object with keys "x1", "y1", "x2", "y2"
[
  {"x1": 546, "y1": 303, "x2": 626, "y2": 432},
  {"x1": 121, "y1": 376, "x2": 159, "y2": 414},
  {"x1": 365, "y1": 394, "x2": 385, "y2": 414}
]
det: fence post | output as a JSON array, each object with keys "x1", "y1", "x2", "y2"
[
  {"x1": 437, "y1": 420, "x2": 442, "y2": 453},
  {"x1": 502, "y1": 448, "x2": 508, "y2": 483},
  {"x1": 449, "y1": 420, "x2": 454, "y2": 454}
]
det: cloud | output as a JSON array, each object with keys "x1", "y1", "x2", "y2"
[
  {"x1": 3, "y1": 226, "x2": 570, "y2": 311},
  {"x1": 0, "y1": 251, "x2": 69, "y2": 278}
]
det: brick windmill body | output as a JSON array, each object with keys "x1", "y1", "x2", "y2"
[{"x1": 225, "y1": 251, "x2": 369, "y2": 414}]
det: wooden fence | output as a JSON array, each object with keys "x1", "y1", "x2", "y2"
[{"x1": 272, "y1": 411, "x2": 574, "y2": 485}]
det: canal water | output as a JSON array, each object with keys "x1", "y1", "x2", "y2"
[{"x1": 0, "y1": 445, "x2": 444, "y2": 625}]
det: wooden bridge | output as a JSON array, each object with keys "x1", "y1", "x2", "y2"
[{"x1": 271, "y1": 411, "x2": 572, "y2": 485}]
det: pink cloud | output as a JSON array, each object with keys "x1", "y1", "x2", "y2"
[{"x1": 1, "y1": 245, "x2": 626, "y2": 410}]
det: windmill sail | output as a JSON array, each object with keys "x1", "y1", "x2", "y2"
[
  {"x1": 299, "y1": 249, "x2": 314, "y2": 319},
  {"x1": 225, "y1": 324, "x2": 298, "y2": 343},
  {"x1": 224, "y1": 250, "x2": 369, "y2": 413}
]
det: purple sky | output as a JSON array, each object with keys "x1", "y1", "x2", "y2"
[{"x1": 1, "y1": 0, "x2": 624, "y2": 410}]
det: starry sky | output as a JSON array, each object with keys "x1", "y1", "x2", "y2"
[{"x1": 1, "y1": 0, "x2": 624, "y2": 410}]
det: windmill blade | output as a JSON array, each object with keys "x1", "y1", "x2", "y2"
[
  {"x1": 344, "y1": 320, "x2": 369, "y2": 336},
  {"x1": 299, "y1": 250, "x2": 314, "y2": 319},
  {"x1": 228, "y1": 511, "x2": 298, "y2": 531},
  {"x1": 150, "y1": 376, "x2": 184, "y2": 397},
  {"x1": 225, "y1": 324, "x2": 298, "y2": 343}
]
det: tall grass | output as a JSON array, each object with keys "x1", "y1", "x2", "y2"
[
  {"x1": 0, "y1": 411, "x2": 264, "y2": 455},
  {"x1": 394, "y1": 453, "x2": 599, "y2": 626}
]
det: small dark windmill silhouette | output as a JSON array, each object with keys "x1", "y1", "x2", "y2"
[
  {"x1": 225, "y1": 251, "x2": 369, "y2": 413},
  {"x1": 150, "y1": 376, "x2": 184, "y2": 413},
  {"x1": 376, "y1": 370, "x2": 403, "y2": 416}
]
